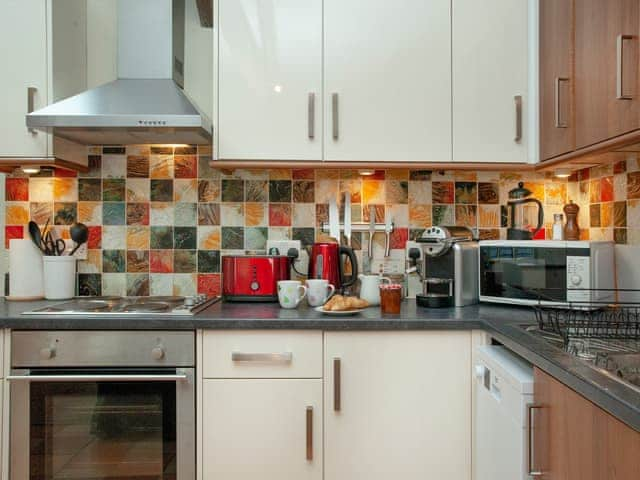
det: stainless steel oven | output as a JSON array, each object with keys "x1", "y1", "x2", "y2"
[{"x1": 8, "y1": 331, "x2": 195, "y2": 480}]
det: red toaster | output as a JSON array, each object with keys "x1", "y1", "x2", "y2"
[{"x1": 222, "y1": 255, "x2": 291, "y2": 302}]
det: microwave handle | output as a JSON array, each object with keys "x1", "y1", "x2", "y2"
[{"x1": 7, "y1": 373, "x2": 188, "y2": 382}]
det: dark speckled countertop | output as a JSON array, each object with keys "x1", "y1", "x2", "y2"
[{"x1": 1, "y1": 298, "x2": 639, "y2": 432}]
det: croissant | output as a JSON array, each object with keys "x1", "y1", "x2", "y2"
[{"x1": 323, "y1": 295, "x2": 369, "y2": 311}]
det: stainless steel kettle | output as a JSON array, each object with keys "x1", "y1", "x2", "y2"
[{"x1": 507, "y1": 182, "x2": 544, "y2": 240}]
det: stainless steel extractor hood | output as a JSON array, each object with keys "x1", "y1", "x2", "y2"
[{"x1": 26, "y1": 0, "x2": 212, "y2": 146}]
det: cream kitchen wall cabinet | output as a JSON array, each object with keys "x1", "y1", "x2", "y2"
[
  {"x1": 452, "y1": 0, "x2": 535, "y2": 163},
  {"x1": 0, "y1": 0, "x2": 50, "y2": 159},
  {"x1": 323, "y1": 0, "x2": 451, "y2": 162},
  {"x1": 324, "y1": 331, "x2": 472, "y2": 480},
  {"x1": 216, "y1": 0, "x2": 323, "y2": 160}
]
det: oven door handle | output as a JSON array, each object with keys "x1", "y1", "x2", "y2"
[{"x1": 6, "y1": 373, "x2": 188, "y2": 382}]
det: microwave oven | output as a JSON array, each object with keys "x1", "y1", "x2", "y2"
[{"x1": 479, "y1": 240, "x2": 615, "y2": 306}]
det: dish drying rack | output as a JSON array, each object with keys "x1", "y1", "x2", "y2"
[{"x1": 533, "y1": 289, "x2": 640, "y2": 341}]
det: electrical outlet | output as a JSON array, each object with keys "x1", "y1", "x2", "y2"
[
  {"x1": 266, "y1": 240, "x2": 307, "y2": 277},
  {"x1": 405, "y1": 241, "x2": 423, "y2": 263}
]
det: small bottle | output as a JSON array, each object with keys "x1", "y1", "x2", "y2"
[{"x1": 552, "y1": 213, "x2": 564, "y2": 240}]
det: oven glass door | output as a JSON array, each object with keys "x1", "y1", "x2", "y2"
[
  {"x1": 11, "y1": 369, "x2": 194, "y2": 480},
  {"x1": 480, "y1": 246, "x2": 568, "y2": 302}
]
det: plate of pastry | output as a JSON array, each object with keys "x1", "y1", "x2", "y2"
[{"x1": 315, "y1": 295, "x2": 369, "y2": 316}]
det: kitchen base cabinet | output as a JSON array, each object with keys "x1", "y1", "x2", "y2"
[
  {"x1": 201, "y1": 379, "x2": 322, "y2": 480},
  {"x1": 324, "y1": 331, "x2": 471, "y2": 480},
  {"x1": 532, "y1": 368, "x2": 640, "y2": 480}
]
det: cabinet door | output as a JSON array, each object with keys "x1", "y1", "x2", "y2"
[
  {"x1": 452, "y1": 0, "x2": 529, "y2": 163},
  {"x1": 324, "y1": 332, "x2": 471, "y2": 480},
  {"x1": 217, "y1": 0, "x2": 322, "y2": 160},
  {"x1": 0, "y1": 0, "x2": 49, "y2": 158},
  {"x1": 323, "y1": 0, "x2": 451, "y2": 162},
  {"x1": 539, "y1": 0, "x2": 574, "y2": 160},
  {"x1": 533, "y1": 368, "x2": 640, "y2": 480},
  {"x1": 202, "y1": 379, "x2": 322, "y2": 480},
  {"x1": 575, "y1": 0, "x2": 640, "y2": 148}
]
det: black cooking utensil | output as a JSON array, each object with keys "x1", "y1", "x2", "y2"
[
  {"x1": 28, "y1": 221, "x2": 47, "y2": 254},
  {"x1": 43, "y1": 231, "x2": 66, "y2": 256},
  {"x1": 68, "y1": 223, "x2": 89, "y2": 256}
]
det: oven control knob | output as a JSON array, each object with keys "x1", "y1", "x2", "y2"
[
  {"x1": 151, "y1": 346, "x2": 165, "y2": 360},
  {"x1": 184, "y1": 297, "x2": 195, "y2": 307},
  {"x1": 570, "y1": 274, "x2": 582, "y2": 286},
  {"x1": 250, "y1": 281, "x2": 260, "y2": 291},
  {"x1": 39, "y1": 347, "x2": 55, "y2": 360},
  {"x1": 474, "y1": 365, "x2": 486, "y2": 380}
]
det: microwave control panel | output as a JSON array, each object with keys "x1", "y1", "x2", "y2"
[{"x1": 566, "y1": 255, "x2": 591, "y2": 302}]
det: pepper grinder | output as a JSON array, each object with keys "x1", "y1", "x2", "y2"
[{"x1": 563, "y1": 200, "x2": 580, "y2": 240}]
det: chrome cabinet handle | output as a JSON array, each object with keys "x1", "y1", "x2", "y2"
[
  {"x1": 514, "y1": 95, "x2": 523, "y2": 142},
  {"x1": 231, "y1": 352, "x2": 293, "y2": 363},
  {"x1": 526, "y1": 403, "x2": 544, "y2": 477},
  {"x1": 308, "y1": 93, "x2": 315, "y2": 139},
  {"x1": 332, "y1": 93, "x2": 339, "y2": 140},
  {"x1": 7, "y1": 374, "x2": 187, "y2": 382},
  {"x1": 333, "y1": 357, "x2": 341, "y2": 411},
  {"x1": 617, "y1": 34, "x2": 634, "y2": 100},
  {"x1": 554, "y1": 77, "x2": 569, "y2": 128},
  {"x1": 306, "y1": 406, "x2": 313, "y2": 461},
  {"x1": 27, "y1": 87, "x2": 37, "y2": 134}
]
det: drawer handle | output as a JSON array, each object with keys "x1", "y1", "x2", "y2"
[
  {"x1": 616, "y1": 34, "x2": 634, "y2": 100},
  {"x1": 231, "y1": 352, "x2": 293, "y2": 363},
  {"x1": 308, "y1": 92, "x2": 315, "y2": 139},
  {"x1": 526, "y1": 403, "x2": 544, "y2": 477},
  {"x1": 332, "y1": 93, "x2": 339, "y2": 140},
  {"x1": 554, "y1": 77, "x2": 569, "y2": 128},
  {"x1": 514, "y1": 95, "x2": 523, "y2": 142},
  {"x1": 306, "y1": 406, "x2": 313, "y2": 461},
  {"x1": 27, "y1": 87, "x2": 37, "y2": 134},
  {"x1": 333, "y1": 357, "x2": 341, "y2": 412}
]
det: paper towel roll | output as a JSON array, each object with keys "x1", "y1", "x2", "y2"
[{"x1": 8, "y1": 239, "x2": 44, "y2": 300}]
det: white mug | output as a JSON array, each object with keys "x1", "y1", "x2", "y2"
[
  {"x1": 358, "y1": 274, "x2": 391, "y2": 306},
  {"x1": 277, "y1": 280, "x2": 308, "y2": 309},
  {"x1": 306, "y1": 279, "x2": 336, "y2": 307}
]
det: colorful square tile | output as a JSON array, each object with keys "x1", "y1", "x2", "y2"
[
  {"x1": 126, "y1": 178, "x2": 150, "y2": 202},
  {"x1": 6, "y1": 203, "x2": 29, "y2": 225},
  {"x1": 78, "y1": 273, "x2": 101, "y2": 296},
  {"x1": 150, "y1": 154, "x2": 174, "y2": 179},
  {"x1": 244, "y1": 180, "x2": 268, "y2": 202},
  {"x1": 386, "y1": 169, "x2": 409, "y2": 181},
  {"x1": 5, "y1": 226, "x2": 24, "y2": 248},
  {"x1": 478, "y1": 229, "x2": 500, "y2": 240},
  {"x1": 627, "y1": 172, "x2": 640, "y2": 199},
  {"x1": 175, "y1": 179, "x2": 198, "y2": 202},
  {"x1": 102, "y1": 226, "x2": 126, "y2": 249},
  {"x1": 198, "y1": 179, "x2": 220, "y2": 202},
  {"x1": 150, "y1": 226, "x2": 174, "y2": 249},
  {"x1": 269, "y1": 180, "x2": 292, "y2": 203},
  {"x1": 126, "y1": 226, "x2": 149, "y2": 249},
  {"x1": 6, "y1": 178, "x2": 29, "y2": 201},
  {"x1": 390, "y1": 227, "x2": 409, "y2": 250},
  {"x1": 269, "y1": 204, "x2": 292, "y2": 226},
  {"x1": 29, "y1": 178, "x2": 53, "y2": 202},
  {"x1": 386, "y1": 181, "x2": 408, "y2": 204},
  {"x1": 544, "y1": 182, "x2": 566, "y2": 205},
  {"x1": 103, "y1": 250, "x2": 126, "y2": 273},
  {"x1": 292, "y1": 227, "x2": 315, "y2": 248},
  {"x1": 269, "y1": 169, "x2": 292, "y2": 180},
  {"x1": 174, "y1": 155, "x2": 197, "y2": 178},
  {"x1": 149, "y1": 274, "x2": 173, "y2": 296},
  {"x1": 127, "y1": 250, "x2": 149, "y2": 272},
  {"x1": 126, "y1": 273, "x2": 149, "y2": 296},
  {"x1": 150, "y1": 250, "x2": 174, "y2": 273},
  {"x1": 409, "y1": 170, "x2": 432, "y2": 181},
  {"x1": 53, "y1": 202, "x2": 77, "y2": 225},
  {"x1": 174, "y1": 250, "x2": 197, "y2": 273},
  {"x1": 293, "y1": 181, "x2": 315, "y2": 203},
  {"x1": 221, "y1": 226, "x2": 244, "y2": 249},
  {"x1": 198, "y1": 274, "x2": 222, "y2": 296},
  {"x1": 614, "y1": 228, "x2": 627, "y2": 244},
  {"x1": 80, "y1": 154, "x2": 102, "y2": 178},
  {"x1": 198, "y1": 226, "x2": 221, "y2": 250},
  {"x1": 198, "y1": 154, "x2": 218, "y2": 179},
  {"x1": 589, "y1": 179, "x2": 601, "y2": 203},
  {"x1": 87, "y1": 226, "x2": 102, "y2": 249},
  {"x1": 292, "y1": 203, "x2": 315, "y2": 228},
  {"x1": 221, "y1": 179, "x2": 244, "y2": 202},
  {"x1": 600, "y1": 176, "x2": 614, "y2": 202},
  {"x1": 590, "y1": 204, "x2": 601, "y2": 227},
  {"x1": 478, "y1": 205, "x2": 500, "y2": 228},
  {"x1": 198, "y1": 203, "x2": 220, "y2": 225},
  {"x1": 245, "y1": 227, "x2": 268, "y2": 250},
  {"x1": 102, "y1": 273, "x2": 126, "y2": 296},
  {"x1": 150, "y1": 179, "x2": 173, "y2": 202},
  {"x1": 614, "y1": 160, "x2": 627, "y2": 174},
  {"x1": 477, "y1": 182, "x2": 499, "y2": 204},
  {"x1": 614, "y1": 201, "x2": 627, "y2": 227},
  {"x1": 408, "y1": 181, "x2": 431, "y2": 205},
  {"x1": 126, "y1": 203, "x2": 150, "y2": 226},
  {"x1": 103, "y1": 179, "x2": 126, "y2": 201},
  {"x1": 174, "y1": 226, "x2": 197, "y2": 249},
  {"x1": 432, "y1": 182, "x2": 454, "y2": 204},
  {"x1": 362, "y1": 179, "x2": 385, "y2": 204},
  {"x1": 78, "y1": 179, "x2": 101, "y2": 201},
  {"x1": 127, "y1": 155, "x2": 149, "y2": 177},
  {"x1": 173, "y1": 274, "x2": 197, "y2": 296},
  {"x1": 174, "y1": 202, "x2": 197, "y2": 226},
  {"x1": 103, "y1": 146, "x2": 125, "y2": 154},
  {"x1": 292, "y1": 169, "x2": 314, "y2": 180},
  {"x1": 102, "y1": 154, "x2": 126, "y2": 178},
  {"x1": 197, "y1": 250, "x2": 220, "y2": 273},
  {"x1": 315, "y1": 179, "x2": 339, "y2": 203},
  {"x1": 455, "y1": 182, "x2": 477, "y2": 204},
  {"x1": 409, "y1": 204, "x2": 432, "y2": 227},
  {"x1": 150, "y1": 202, "x2": 174, "y2": 226},
  {"x1": 432, "y1": 205, "x2": 454, "y2": 226},
  {"x1": 601, "y1": 202, "x2": 613, "y2": 227},
  {"x1": 245, "y1": 203, "x2": 267, "y2": 227},
  {"x1": 30, "y1": 202, "x2": 53, "y2": 225},
  {"x1": 455, "y1": 205, "x2": 477, "y2": 226},
  {"x1": 175, "y1": 145, "x2": 197, "y2": 154},
  {"x1": 221, "y1": 203, "x2": 245, "y2": 226}
]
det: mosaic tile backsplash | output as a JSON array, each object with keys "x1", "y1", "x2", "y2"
[{"x1": 3, "y1": 145, "x2": 640, "y2": 297}]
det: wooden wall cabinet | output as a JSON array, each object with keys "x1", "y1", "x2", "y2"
[{"x1": 532, "y1": 368, "x2": 640, "y2": 480}]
